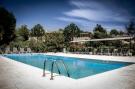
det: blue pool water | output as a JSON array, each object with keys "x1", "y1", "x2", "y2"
[{"x1": 4, "y1": 54, "x2": 133, "y2": 79}]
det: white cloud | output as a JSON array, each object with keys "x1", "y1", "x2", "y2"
[
  {"x1": 64, "y1": 9, "x2": 108, "y2": 22},
  {"x1": 56, "y1": 0, "x2": 131, "y2": 31},
  {"x1": 66, "y1": 0, "x2": 130, "y2": 23},
  {"x1": 70, "y1": 0, "x2": 105, "y2": 9},
  {"x1": 56, "y1": 17, "x2": 89, "y2": 23},
  {"x1": 56, "y1": 16, "x2": 125, "y2": 31}
]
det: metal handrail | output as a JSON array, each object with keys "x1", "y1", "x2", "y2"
[
  {"x1": 43, "y1": 59, "x2": 47, "y2": 76},
  {"x1": 43, "y1": 59, "x2": 70, "y2": 80},
  {"x1": 54, "y1": 61, "x2": 61, "y2": 74},
  {"x1": 59, "y1": 60, "x2": 70, "y2": 77},
  {"x1": 50, "y1": 61, "x2": 54, "y2": 80}
]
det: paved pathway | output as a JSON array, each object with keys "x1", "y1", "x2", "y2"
[{"x1": 0, "y1": 54, "x2": 135, "y2": 89}]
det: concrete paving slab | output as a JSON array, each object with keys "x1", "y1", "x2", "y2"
[{"x1": 0, "y1": 53, "x2": 135, "y2": 89}]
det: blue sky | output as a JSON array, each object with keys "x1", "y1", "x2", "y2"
[{"x1": 0, "y1": 0, "x2": 135, "y2": 32}]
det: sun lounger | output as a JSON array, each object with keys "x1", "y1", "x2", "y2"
[
  {"x1": 26, "y1": 48, "x2": 32, "y2": 53},
  {"x1": 13, "y1": 47, "x2": 18, "y2": 53},
  {"x1": 20, "y1": 48, "x2": 25, "y2": 53},
  {"x1": 5, "y1": 47, "x2": 11, "y2": 54}
]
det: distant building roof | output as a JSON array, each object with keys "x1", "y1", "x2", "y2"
[{"x1": 71, "y1": 36, "x2": 133, "y2": 43}]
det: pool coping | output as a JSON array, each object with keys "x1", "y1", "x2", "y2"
[{"x1": 45, "y1": 52, "x2": 135, "y2": 63}]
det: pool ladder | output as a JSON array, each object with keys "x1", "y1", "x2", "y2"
[{"x1": 43, "y1": 59, "x2": 70, "y2": 80}]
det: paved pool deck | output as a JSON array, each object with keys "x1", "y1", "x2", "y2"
[{"x1": 0, "y1": 53, "x2": 135, "y2": 89}]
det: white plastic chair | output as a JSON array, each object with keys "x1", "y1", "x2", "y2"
[
  {"x1": 27, "y1": 48, "x2": 32, "y2": 53},
  {"x1": 13, "y1": 47, "x2": 18, "y2": 53},
  {"x1": 20, "y1": 48, "x2": 25, "y2": 53},
  {"x1": 5, "y1": 47, "x2": 10, "y2": 54}
]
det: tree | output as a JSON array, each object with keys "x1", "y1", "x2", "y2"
[
  {"x1": 125, "y1": 20, "x2": 135, "y2": 55},
  {"x1": 44, "y1": 32, "x2": 64, "y2": 52},
  {"x1": 0, "y1": 7, "x2": 16, "y2": 46},
  {"x1": 110, "y1": 29, "x2": 119, "y2": 37},
  {"x1": 126, "y1": 20, "x2": 135, "y2": 36},
  {"x1": 58, "y1": 28, "x2": 64, "y2": 32},
  {"x1": 93, "y1": 24, "x2": 107, "y2": 39},
  {"x1": 119, "y1": 31, "x2": 125, "y2": 36},
  {"x1": 31, "y1": 24, "x2": 45, "y2": 41},
  {"x1": 17, "y1": 25, "x2": 29, "y2": 41},
  {"x1": 63, "y1": 23, "x2": 81, "y2": 43}
]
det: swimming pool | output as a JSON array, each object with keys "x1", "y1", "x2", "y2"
[{"x1": 4, "y1": 54, "x2": 133, "y2": 79}]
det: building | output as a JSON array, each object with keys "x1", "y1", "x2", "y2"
[{"x1": 73, "y1": 33, "x2": 92, "y2": 42}]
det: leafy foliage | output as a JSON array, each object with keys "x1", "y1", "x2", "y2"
[
  {"x1": 44, "y1": 32, "x2": 64, "y2": 52},
  {"x1": 17, "y1": 25, "x2": 29, "y2": 41},
  {"x1": 93, "y1": 24, "x2": 108, "y2": 39},
  {"x1": 126, "y1": 20, "x2": 135, "y2": 36},
  {"x1": 31, "y1": 24, "x2": 45, "y2": 40},
  {"x1": 63, "y1": 23, "x2": 81, "y2": 42},
  {"x1": 110, "y1": 29, "x2": 119, "y2": 37},
  {"x1": 29, "y1": 39, "x2": 45, "y2": 52},
  {"x1": 0, "y1": 7, "x2": 16, "y2": 45}
]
